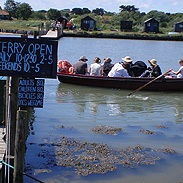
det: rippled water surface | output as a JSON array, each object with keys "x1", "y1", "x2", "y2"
[{"x1": 24, "y1": 37, "x2": 183, "y2": 183}]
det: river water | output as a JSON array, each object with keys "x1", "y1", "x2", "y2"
[{"x1": 21, "y1": 37, "x2": 183, "y2": 183}]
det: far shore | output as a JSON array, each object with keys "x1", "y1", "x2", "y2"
[
  {"x1": 62, "y1": 31, "x2": 183, "y2": 41},
  {"x1": 1, "y1": 30, "x2": 183, "y2": 42}
]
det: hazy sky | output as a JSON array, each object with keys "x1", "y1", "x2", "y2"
[{"x1": 1, "y1": 0, "x2": 183, "y2": 13}]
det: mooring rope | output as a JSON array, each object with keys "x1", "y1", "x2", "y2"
[{"x1": 0, "y1": 160, "x2": 44, "y2": 183}]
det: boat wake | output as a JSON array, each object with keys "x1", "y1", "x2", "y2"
[{"x1": 127, "y1": 95, "x2": 149, "y2": 101}]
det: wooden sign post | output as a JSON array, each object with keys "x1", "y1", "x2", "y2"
[
  {"x1": 0, "y1": 37, "x2": 58, "y2": 78},
  {"x1": 0, "y1": 37, "x2": 58, "y2": 183},
  {"x1": 13, "y1": 110, "x2": 27, "y2": 183}
]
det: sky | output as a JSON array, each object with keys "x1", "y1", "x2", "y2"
[{"x1": 0, "y1": 0, "x2": 183, "y2": 13}]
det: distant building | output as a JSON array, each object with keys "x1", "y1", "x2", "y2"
[
  {"x1": 81, "y1": 16, "x2": 96, "y2": 31},
  {"x1": 174, "y1": 22, "x2": 183, "y2": 32},
  {"x1": 120, "y1": 21, "x2": 133, "y2": 31},
  {"x1": 144, "y1": 18, "x2": 159, "y2": 33},
  {"x1": 0, "y1": 9, "x2": 9, "y2": 20}
]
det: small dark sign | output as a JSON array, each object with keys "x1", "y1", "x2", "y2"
[
  {"x1": 0, "y1": 37, "x2": 58, "y2": 78},
  {"x1": 18, "y1": 79, "x2": 44, "y2": 108}
]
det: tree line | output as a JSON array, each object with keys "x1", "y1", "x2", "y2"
[{"x1": 2, "y1": 0, "x2": 183, "y2": 33}]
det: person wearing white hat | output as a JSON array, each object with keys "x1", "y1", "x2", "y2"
[
  {"x1": 108, "y1": 57, "x2": 131, "y2": 77},
  {"x1": 122, "y1": 56, "x2": 134, "y2": 76},
  {"x1": 122, "y1": 56, "x2": 133, "y2": 63},
  {"x1": 73, "y1": 56, "x2": 88, "y2": 75}
]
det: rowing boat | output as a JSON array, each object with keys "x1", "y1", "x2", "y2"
[{"x1": 57, "y1": 72, "x2": 183, "y2": 92}]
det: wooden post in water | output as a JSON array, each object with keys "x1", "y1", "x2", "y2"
[
  {"x1": 4, "y1": 77, "x2": 19, "y2": 183},
  {"x1": 9, "y1": 77, "x2": 19, "y2": 155},
  {"x1": 13, "y1": 109, "x2": 27, "y2": 183},
  {"x1": 4, "y1": 77, "x2": 10, "y2": 183}
]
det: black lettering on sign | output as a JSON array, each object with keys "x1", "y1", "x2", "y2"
[
  {"x1": 0, "y1": 37, "x2": 58, "y2": 78},
  {"x1": 18, "y1": 79, "x2": 45, "y2": 108}
]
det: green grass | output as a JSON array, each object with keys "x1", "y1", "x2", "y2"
[
  {"x1": 1, "y1": 19, "x2": 183, "y2": 41},
  {"x1": 0, "y1": 20, "x2": 48, "y2": 31}
]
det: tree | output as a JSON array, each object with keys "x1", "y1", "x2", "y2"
[
  {"x1": 169, "y1": 13, "x2": 183, "y2": 23},
  {"x1": 47, "y1": 8, "x2": 61, "y2": 20},
  {"x1": 4, "y1": 0, "x2": 19, "y2": 18},
  {"x1": 82, "y1": 8, "x2": 91, "y2": 14},
  {"x1": 144, "y1": 10, "x2": 170, "y2": 23},
  {"x1": 37, "y1": 10, "x2": 47, "y2": 13},
  {"x1": 16, "y1": 3, "x2": 32, "y2": 20},
  {"x1": 31, "y1": 11, "x2": 46, "y2": 20},
  {"x1": 71, "y1": 8, "x2": 91, "y2": 15},
  {"x1": 92, "y1": 8, "x2": 106, "y2": 16},
  {"x1": 119, "y1": 5, "x2": 139, "y2": 12},
  {"x1": 72, "y1": 8, "x2": 83, "y2": 15},
  {"x1": 119, "y1": 11, "x2": 130, "y2": 20},
  {"x1": 60, "y1": 9, "x2": 70, "y2": 16}
]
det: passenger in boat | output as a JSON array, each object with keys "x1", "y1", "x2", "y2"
[
  {"x1": 148, "y1": 59, "x2": 162, "y2": 77},
  {"x1": 108, "y1": 60, "x2": 131, "y2": 77},
  {"x1": 170, "y1": 59, "x2": 183, "y2": 78},
  {"x1": 121, "y1": 56, "x2": 134, "y2": 76},
  {"x1": 89, "y1": 57, "x2": 102, "y2": 76},
  {"x1": 141, "y1": 59, "x2": 162, "y2": 77},
  {"x1": 73, "y1": 56, "x2": 88, "y2": 75},
  {"x1": 101, "y1": 57, "x2": 114, "y2": 76}
]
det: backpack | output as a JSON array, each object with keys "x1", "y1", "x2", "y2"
[{"x1": 130, "y1": 61, "x2": 147, "y2": 77}]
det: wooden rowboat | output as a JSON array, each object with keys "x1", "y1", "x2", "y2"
[{"x1": 57, "y1": 72, "x2": 183, "y2": 92}]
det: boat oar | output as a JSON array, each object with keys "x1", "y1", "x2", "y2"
[{"x1": 128, "y1": 69, "x2": 171, "y2": 96}]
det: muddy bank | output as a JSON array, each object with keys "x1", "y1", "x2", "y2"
[
  {"x1": 62, "y1": 31, "x2": 183, "y2": 41},
  {"x1": 25, "y1": 125, "x2": 180, "y2": 178}
]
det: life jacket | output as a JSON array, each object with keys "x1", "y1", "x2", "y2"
[{"x1": 57, "y1": 60, "x2": 73, "y2": 74}]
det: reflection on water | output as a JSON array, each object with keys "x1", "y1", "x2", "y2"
[
  {"x1": 174, "y1": 99, "x2": 183, "y2": 123},
  {"x1": 56, "y1": 83, "x2": 183, "y2": 124}
]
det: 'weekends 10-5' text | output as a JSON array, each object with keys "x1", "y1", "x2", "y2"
[{"x1": 0, "y1": 41, "x2": 53, "y2": 73}]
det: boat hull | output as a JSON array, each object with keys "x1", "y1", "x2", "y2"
[{"x1": 57, "y1": 73, "x2": 183, "y2": 91}]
